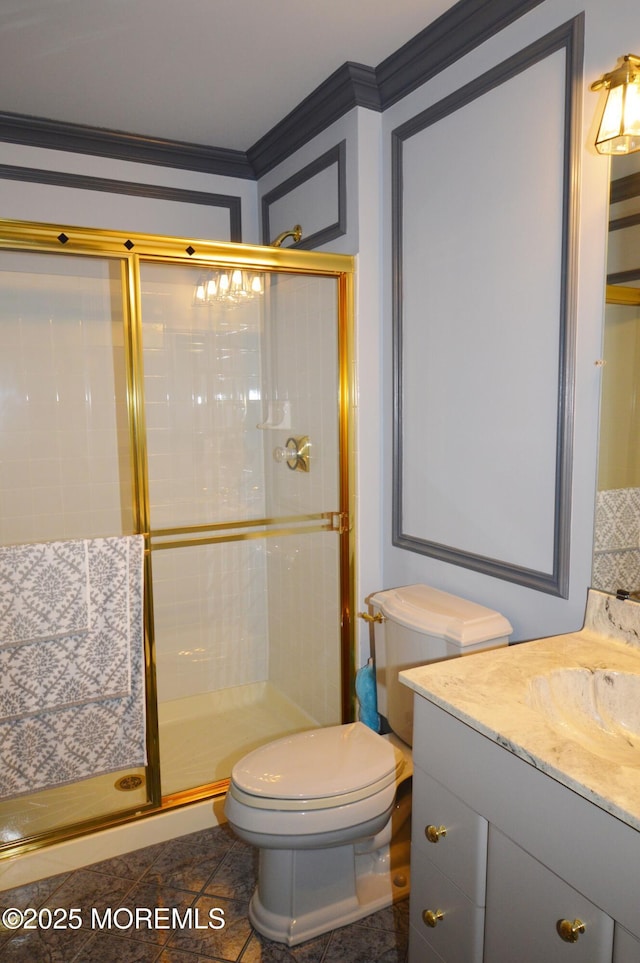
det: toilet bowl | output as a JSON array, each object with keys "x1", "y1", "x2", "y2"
[
  {"x1": 224, "y1": 583, "x2": 512, "y2": 946},
  {"x1": 225, "y1": 722, "x2": 406, "y2": 848},
  {"x1": 226, "y1": 721, "x2": 413, "y2": 945}
]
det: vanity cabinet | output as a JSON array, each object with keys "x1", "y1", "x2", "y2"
[
  {"x1": 484, "y1": 827, "x2": 613, "y2": 962},
  {"x1": 408, "y1": 695, "x2": 640, "y2": 963},
  {"x1": 613, "y1": 925, "x2": 640, "y2": 963},
  {"x1": 409, "y1": 766, "x2": 487, "y2": 962}
]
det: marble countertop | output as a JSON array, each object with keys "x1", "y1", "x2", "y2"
[{"x1": 400, "y1": 589, "x2": 640, "y2": 832}]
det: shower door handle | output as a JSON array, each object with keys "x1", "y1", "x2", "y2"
[{"x1": 329, "y1": 512, "x2": 350, "y2": 534}]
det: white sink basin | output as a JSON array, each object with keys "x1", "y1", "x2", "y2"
[{"x1": 527, "y1": 668, "x2": 640, "y2": 766}]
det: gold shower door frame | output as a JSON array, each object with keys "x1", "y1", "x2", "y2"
[{"x1": 0, "y1": 219, "x2": 355, "y2": 854}]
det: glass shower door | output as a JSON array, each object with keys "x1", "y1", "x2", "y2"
[
  {"x1": 138, "y1": 261, "x2": 348, "y2": 798},
  {"x1": 0, "y1": 248, "x2": 151, "y2": 844}
]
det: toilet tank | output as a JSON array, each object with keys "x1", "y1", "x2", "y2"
[{"x1": 368, "y1": 584, "x2": 512, "y2": 746}]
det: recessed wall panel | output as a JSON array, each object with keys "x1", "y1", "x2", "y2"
[{"x1": 392, "y1": 19, "x2": 582, "y2": 596}]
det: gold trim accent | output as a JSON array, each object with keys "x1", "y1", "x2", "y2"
[
  {"x1": 423, "y1": 909, "x2": 445, "y2": 928},
  {"x1": 557, "y1": 919, "x2": 586, "y2": 943},
  {"x1": 123, "y1": 254, "x2": 162, "y2": 810},
  {"x1": 162, "y1": 778, "x2": 230, "y2": 809},
  {"x1": 151, "y1": 524, "x2": 334, "y2": 551},
  {"x1": 358, "y1": 610, "x2": 386, "y2": 624},
  {"x1": 0, "y1": 800, "x2": 159, "y2": 862},
  {"x1": 271, "y1": 224, "x2": 303, "y2": 247},
  {"x1": 0, "y1": 219, "x2": 352, "y2": 275},
  {"x1": 151, "y1": 513, "x2": 331, "y2": 537},
  {"x1": 606, "y1": 283, "x2": 640, "y2": 305},
  {"x1": 149, "y1": 513, "x2": 337, "y2": 551},
  {"x1": 339, "y1": 268, "x2": 357, "y2": 722},
  {"x1": 425, "y1": 824, "x2": 447, "y2": 843}
]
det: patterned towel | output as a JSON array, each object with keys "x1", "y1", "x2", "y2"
[
  {"x1": 0, "y1": 535, "x2": 147, "y2": 800},
  {"x1": 0, "y1": 540, "x2": 90, "y2": 646},
  {"x1": 0, "y1": 537, "x2": 138, "y2": 721}
]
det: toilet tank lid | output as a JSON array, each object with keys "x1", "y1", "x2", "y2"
[{"x1": 369, "y1": 584, "x2": 512, "y2": 646}]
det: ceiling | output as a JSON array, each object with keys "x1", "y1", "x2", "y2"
[{"x1": 0, "y1": 0, "x2": 457, "y2": 154}]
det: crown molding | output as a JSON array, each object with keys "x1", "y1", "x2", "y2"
[
  {"x1": 248, "y1": 63, "x2": 379, "y2": 177},
  {"x1": 0, "y1": 0, "x2": 543, "y2": 180},
  {"x1": 0, "y1": 111, "x2": 254, "y2": 179},
  {"x1": 376, "y1": 0, "x2": 545, "y2": 109}
]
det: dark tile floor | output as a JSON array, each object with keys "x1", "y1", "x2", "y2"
[{"x1": 0, "y1": 824, "x2": 409, "y2": 962}]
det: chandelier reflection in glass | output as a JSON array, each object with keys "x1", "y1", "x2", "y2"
[{"x1": 194, "y1": 268, "x2": 264, "y2": 306}]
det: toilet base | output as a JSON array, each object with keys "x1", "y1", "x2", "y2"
[{"x1": 249, "y1": 830, "x2": 411, "y2": 946}]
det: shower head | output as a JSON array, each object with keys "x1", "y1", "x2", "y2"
[{"x1": 271, "y1": 224, "x2": 303, "y2": 247}]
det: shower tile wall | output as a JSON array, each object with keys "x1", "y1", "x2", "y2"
[
  {"x1": 267, "y1": 531, "x2": 341, "y2": 726},
  {"x1": 0, "y1": 252, "x2": 132, "y2": 546},
  {"x1": 263, "y1": 274, "x2": 342, "y2": 726},
  {"x1": 152, "y1": 542, "x2": 268, "y2": 701},
  {"x1": 141, "y1": 269, "x2": 268, "y2": 704},
  {"x1": 143, "y1": 304, "x2": 265, "y2": 529},
  {"x1": 144, "y1": 268, "x2": 342, "y2": 727}
]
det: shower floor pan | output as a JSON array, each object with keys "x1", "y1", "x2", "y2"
[
  {"x1": 0, "y1": 766, "x2": 148, "y2": 846},
  {"x1": 159, "y1": 680, "x2": 319, "y2": 797}
]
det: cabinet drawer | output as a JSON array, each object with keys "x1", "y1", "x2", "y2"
[
  {"x1": 409, "y1": 923, "x2": 446, "y2": 962},
  {"x1": 409, "y1": 853, "x2": 484, "y2": 963},
  {"x1": 412, "y1": 764, "x2": 487, "y2": 904},
  {"x1": 614, "y1": 924, "x2": 640, "y2": 963},
  {"x1": 485, "y1": 827, "x2": 614, "y2": 963}
]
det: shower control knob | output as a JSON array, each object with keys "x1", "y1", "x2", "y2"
[
  {"x1": 273, "y1": 446, "x2": 290, "y2": 464},
  {"x1": 273, "y1": 436, "x2": 310, "y2": 472}
]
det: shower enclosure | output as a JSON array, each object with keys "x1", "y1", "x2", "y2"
[{"x1": 0, "y1": 220, "x2": 354, "y2": 856}]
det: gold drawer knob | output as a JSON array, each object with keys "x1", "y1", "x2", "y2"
[
  {"x1": 557, "y1": 919, "x2": 586, "y2": 943},
  {"x1": 425, "y1": 824, "x2": 447, "y2": 843},
  {"x1": 423, "y1": 909, "x2": 444, "y2": 928}
]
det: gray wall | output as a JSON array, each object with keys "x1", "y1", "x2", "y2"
[
  {"x1": 1, "y1": 0, "x2": 635, "y2": 655},
  {"x1": 256, "y1": 0, "x2": 629, "y2": 649}
]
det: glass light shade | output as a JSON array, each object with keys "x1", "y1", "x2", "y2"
[
  {"x1": 596, "y1": 83, "x2": 640, "y2": 153},
  {"x1": 193, "y1": 269, "x2": 264, "y2": 306},
  {"x1": 593, "y1": 55, "x2": 640, "y2": 154}
]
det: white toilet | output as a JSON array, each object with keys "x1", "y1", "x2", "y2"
[{"x1": 224, "y1": 583, "x2": 511, "y2": 946}]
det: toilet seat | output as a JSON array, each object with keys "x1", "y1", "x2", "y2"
[{"x1": 229, "y1": 722, "x2": 405, "y2": 813}]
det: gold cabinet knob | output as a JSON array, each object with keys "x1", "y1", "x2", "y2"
[
  {"x1": 425, "y1": 824, "x2": 447, "y2": 843},
  {"x1": 423, "y1": 909, "x2": 444, "y2": 928},
  {"x1": 557, "y1": 919, "x2": 586, "y2": 943}
]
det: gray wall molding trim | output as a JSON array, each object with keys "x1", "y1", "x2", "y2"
[
  {"x1": 609, "y1": 212, "x2": 640, "y2": 233},
  {"x1": 0, "y1": 163, "x2": 243, "y2": 241},
  {"x1": 261, "y1": 142, "x2": 347, "y2": 249},
  {"x1": 0, "y1": 111, "x2": 254, "y2": 180},
  {"x1": 607, "y1": 269, "x2": 640, "y2": 285},
  {"x1": 376, "y1": 0, "x2": 545, "y2": 109},
  {"x1": 248, "y1": 64, "x2": 378, "y2": 178},
  {"x1": 610, "y1": 172, "x2": 640, "y2": 205},
  {"x1": 0, "y1": 0, "x2": 541, "y2": 181},
  {"x1": 391, "y1": 14, "x2": 584, "y2": 597}
]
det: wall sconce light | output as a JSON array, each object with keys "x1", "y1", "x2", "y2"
[
  {"x1": 591, "y1": 54, "x2": 640, "y2": 154},
  {"x1": 194, "y1": 268, "x2": 263, "y2": 306}
]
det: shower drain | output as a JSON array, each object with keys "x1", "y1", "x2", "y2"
[{"x1": 115, "y1": 774, "x2": 145, "y2": 791}]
